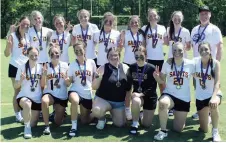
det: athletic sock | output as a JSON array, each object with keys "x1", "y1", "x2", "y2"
[
  {"x1": 71, "y1": 120, "x2": 77, "y2": 130},
  {"x1": 132, "y1": 121, "x2": 139, "y2": 127}
]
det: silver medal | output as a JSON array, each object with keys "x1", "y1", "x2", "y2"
[
  {"x1": 39, "y1": 46, "x2": 43, "y2": 51},
  {"x1": 116, "y1": 81, "x2": 121, "y2": 87},
  {"x1": 176, "y1": 85, "x2": 181, "y2": 89},
  {"x1": 31, "y1": 86, "x2": 35, "y2": 92},
  {"x1": 138, "y1": 87, "x2": 142, "y2": 93},
  {"x1": 81, "y1": 79, "x2": 86, "y2": 86}
]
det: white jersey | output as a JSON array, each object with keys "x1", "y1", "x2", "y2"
[
  {"x1": 72, "y1": 23, "x2": 99, "y2": 59},
  {"x1": 194, "y1": 57, "x2": 216, "y2": 100},
  {"x1": 50, "y1": 31, "x2": 71, "y2": 63},
  {"x1": 16, "y1": 63, "x2": 43, "y2": 103},
  {"x1": 123, "y1": 30, "x2": 144, "y2": 65},
  {"x1": 9, "y1": 32, "x2": 30, "y2": 68},
  {"x1": 43, "y1": 61, "x2": 69, "y2": 100},
  {"x1": 28, "y1": 27, "x2": 52, "y2": 63},
  {"x1": 94, "y1": 29, "x2": 120, "y2": 66},
  {"x1": 141, "y1": 24, "x2": 167, "y2": 60},
  {"x1": 167, "y1": 27, "x2": 191, "y2": 58},
  {"x1": 161, "y1": 59, "x2": 195, "y2": 102},
  {"x1": 191, "y1": 24, "x2": 223, "y2": 59},
  {"x1": 68, "y1": 59, "x2": 97, "y2": 99}
]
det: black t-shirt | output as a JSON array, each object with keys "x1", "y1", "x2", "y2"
[
  {"x1": 96, "y1": 63, "x2": 132, "y2": 102},
  {"x1": 128, "y1": 63, "x2": 157, "y2": 98}
]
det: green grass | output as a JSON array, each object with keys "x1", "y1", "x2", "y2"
[{"x1": 1, "y1": 38, "x2": 226, "y2": 142}]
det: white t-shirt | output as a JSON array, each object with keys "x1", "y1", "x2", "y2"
[
  {"x1": 68, "y1": 59, "x2": 96, "y2": 99},
  {"x1": 93, "y1": 29, "x2": 120, "y2": 66},
  {"x1": 72, "y1": 23, "x2": 99, "y2": 59},
  {"x1": 161, "y1": 58, "x2": 195, "y2": 102},
  {"x1": 194, "y1": 57, "x2": 216, "y2": 100},
  {"x1": 28, "y1": 27, "x2": 53, "y2": 63},
  {"x1": 191, "y1": 24, "x2": 223, "y2": 59},
  {"x1": 43, "y1": 61, "x2": 69, "y2": 100},
  {"x1": 123, "y1": 30, "x2": 144, "y2": 65},
  {"x1": 141, "y1": 24, "x2": 167, "y2": 60},
  {"x1": 9, "y1": 32, "x2": 30, "y2": 68},
  {"x1": 16, "y1": 63, "x2": 43, "y2": 103},
  {"x1": 167, "y1": 27, "x2": 191, "y2": 58},
  {"x1": 50, "y1": 31, "x2": 71, "y2": 63}
]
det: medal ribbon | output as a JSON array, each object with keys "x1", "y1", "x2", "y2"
[
  {"x1": 34, "y1": 26, "x2": 42, "y2": 47},
  {"x1": 80, "y1": 24, "x2": 89, "y2": 43},
  {"x1": 57, "y1": 31, "x2": 64, "y2": 52},
  {"x1": 174, "y1": 27, "x2": 182, "y2": 42},
  {"x1": 103, "y1": 31, "x2": 111, "y2": 49},
  {"x1": 195, "y1": 24, "x2": 209, "y2": 44},
  {"x1": 173, "y1": 61, "x2": 184, "y2": 86},
  {"x1": 76, "y1": 59, "x2": 86, "y2": 81},
  {"x1": 136, "y1": 64, "x2": 147, "y2": 89},
  {"x1": 28, "y1": 64, "x2": 37, "y2": 88},
  {"x1": 130, "y1": 30, "x2": 139, "y2": 48},
  {"x1": 201, "y1": 60, "x2": 210, "y2": 87},
  {"x1": 50, "y1": 62, "x2": 61, "y2": 83},
  {"x1": 150, "y1": 25, "x2": 158, "y2": 47}
]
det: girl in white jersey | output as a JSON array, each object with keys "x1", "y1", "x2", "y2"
[
  {"x1": 118, "y1": 15, "x2": 145, "y2": 121},
  {"x1": 4, "y1": 16, "x2": 30, "y2": 123},
  {"x1": 15, "y1": 47, "x2": 45, "y2": 139},
  {"x1": 41, "y1": 44, "x2": 69, "y2": 135},
  {"x1": 141, "y1": 8, "x2": 168, "y2": 95},
  {"x1": 28, "y1": 11, "x2": 53, "y2": 64},
  {"x1": 93, "y1": 12, "x2": 120, "y2": 68},
  {"x1": 153, "y1": 42, "x2": 195, "y2": 141},
  {"x1": 72, "y1": 9, "x2": 99, "y2": 65},
  {"x1": 65, "y1": 42, "x2": 96, "y2": 137},
  {"x1": 167, "y1": 11, "x2": 191, "y2": 58},
  {"x1": 193, "y1": 42, "x2": 221, "y2": 142},
  {"x1": 50, "y1": 15, "x2": 73, "y2": 64}
]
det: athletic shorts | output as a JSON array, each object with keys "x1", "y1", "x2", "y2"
[
  {"x1": 8, "y1": 64, "x2": 18, "y2": 78},
  {"x1": 94, "y1": 96, "x2": 125, "y2": 109},
  {"x1": 17, "y1": 97, "x2": 41, "y2": 111},
  {"x1": 68, "y1": 91, "x2": 92, "y2": 110},
  {"x1": 196, "y1": 95, "x2": 222, "y2": 111},
  {"x1": 142, "y1": 94, "x2": 157, "y2": 110},
  {"x1": 147, "y1": 60, "x2": 164, "y2": 71},
  {"x1": 159, "y1": 93, "x2": 190, "y2": 112},
  {"x1": 42, "y1": 93, "x2": 68, "y2": 107}
]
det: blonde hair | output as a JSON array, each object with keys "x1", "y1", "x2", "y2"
[
  {"x1": 127, "y1": 15, "x2": 140, "y2": 29},
  {"x1": 101, "y1": 12, "x2": 117, "y2": 30},
  {"x1": 48, "y1": 43, "x2": 61, "y2": 56},
  {"x1": 30, "y1": 10, "x2": 44, "y2": 26},
  {"x1": 77, "y1": 9, "x2": 90, "y2": 19},
  {"x1": 147, "y1": 8, "x2": 160, "y2": 22},
  {"x1": 53, "y1": 14, "x2": 66, "y2": 25},
  {"x1": 171, "y1": 11, "x2": 184, "y2": 22}
]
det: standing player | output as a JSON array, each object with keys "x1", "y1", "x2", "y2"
[
  {"x1": 15, "y1": 47, "x2": 45, "y2": 139},
  {"x1": 4, "y1": 16, "x2": 30, "y2": 123},
  {"x1": 141, "y1": 8, "x2": 168, "y2": 95},
  {"x1": 118, "y1": 15, "x2": 145, "y2": 121},
  {"x1": 129, "y1": 46, "x2": 158, "y2": 134},
  {"x1": 191, "y1": 5, "x2": 223, "y2": 119},
  {"x1": 41, "y1": 44, "x2": 69, "y2": 135},
  {"x1": 66, "y1": 42, "x2": 97, "y2": 137},
  {"x1": 72, "y1": 9, "x2": 99, "y2": 65},
  {"x1": 153, "y1": 42, "x2": 194, "y2": 141},
  {"x1": 93, "y1": 12, "x2": 120, "y2": 68}
]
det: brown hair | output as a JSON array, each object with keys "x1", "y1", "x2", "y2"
[
  {"x1": 134, "y1": 45, "x2": 147, "y2": 56},
  {"x1": 53, "y1": 14, "x2": 66, "y2": 26},
  {"x1": 106, "y1": 47, "x2": 121, "y2": 59},
  {"x1": 48, "y1": 43, "x2": 61, "y2": 57},
  {"x1": 15, "y1": 16, "x2": 30, "y2": 44},
  {"x1": 77, "y1": 9, "x2": 90, "y2": 19}
]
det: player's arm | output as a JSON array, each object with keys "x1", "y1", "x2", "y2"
[
  {"x1": 4, "y1": 36, "x2": 13, "y2": 57},
  {"x1": 92, "y1": 65, "x2": 104, "y2": 90}
]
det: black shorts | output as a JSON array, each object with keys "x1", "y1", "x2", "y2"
[
  {"x1": 68, "y1": 91, "x2": 92, "y2": 110},
  {"x1": 17, "y1": 97, "x2": 41, "y2": 111},
  {"x1": 42, "y1": 93, "x2": 68, "y2": 107},
  {"x1": 93, "y1": 58, "x2": 98, "y2": 67},
  {"x1": 8, "y1": 64, "x2": 18, "y2": 78},
  {"x1": 147, "y1": 60, "x2": 164, "y2": 71},
  {"x1": 160, "y1": 93, "x2": 190, "y2": 112},
  {"x1": 196, "y1": 95, "x2": 222, "y2": 111},
  {"x1": 142, "y1": 95, "x2": 157, "y2": 110}
]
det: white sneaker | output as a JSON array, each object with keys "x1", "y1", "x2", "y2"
[
  {"x1": 24, "y1": 126, "x2": 32, "y2": 139},
  {"x1": 16, "y1": 115, "x2": 24, "y2": 123},
  {"x1": 96, "y1": 119, "x2": 106, "y2": 130},
  {"x1": 154, "y1": 130, "x2": 168, "y2": 141},
  {"x1": 192, "y1": 112, "x2": 199, "y2": 119},
  {"x1": 43, "y1": 126, "x2": 51, "y2": 135},
  {"x1": 212, "y1": 129, "x2": 221, "y2": 142},
  {"x1": 168, "y1": 110, "x2": 174, "y2": 116},
  {"x1": 125, "y1": 109, "x2": 132, "y2": 120}
]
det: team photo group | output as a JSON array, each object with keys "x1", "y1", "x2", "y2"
[{"x1": 4, "y1": 4, "x2": 224, "y2": 142}]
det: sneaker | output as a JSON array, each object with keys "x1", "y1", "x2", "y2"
[
  {"x1": 69, "y1": 129, "x2": 77, "y2": 137},
  {"x1": 24, "y1": 126, "x2": 32, "y2": 139},
  {"x1": 43, "y1": 126, "x2": 51, "y2": 135},
  {"x1": 96, "y1": 119, "x2": 106, "y2": 130},
  {"x1": 212, "y1": 129, "x2": 221, "y2": 142},
  {"x1": 168, "y1": 110, "x2": 174, "y2": 116},
  {"x1": 16, "y1": 116, "x2": 24, "y2": 123},
  {"x1": 139, "y1": 111, "x2": 143, "y2": 121},
  {"x1": 125, "y1": 109, "x2": 132, "y2": 121},
  {"x1": 154, "y1": 130, "x2": 168, "y2": 141},
  {"x1": 130, "y1": 126, "x2": 138, "y2": 135},
  {"x1": 192, "y1": 112, "x2": 199, "y2": 119}
]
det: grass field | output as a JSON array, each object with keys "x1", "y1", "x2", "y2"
[{"x1": 1, "y1": 38, "x2": 226, "y2": 142}]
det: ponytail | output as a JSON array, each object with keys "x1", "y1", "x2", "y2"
[
  {"x1": 144, "y1": 23, "x2": 150, "y2": 37},
  {"x1": 171, "y1": 57, "x2": 174, "y2": 70},
  {"x1": 15, "y1": 27, "x2": 22, "y2": 44},
  {"x1": 210, "y1": 54, "x2": 215, "y2": 78},
  {"x1": 169, "y1": 20, "x2": 174, "y2": 40}
]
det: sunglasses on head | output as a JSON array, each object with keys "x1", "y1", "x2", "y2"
[
  {"x1": 104, "y1": 19, "x2": 113, "y2": 25},
  {"x1": 135, "y1": 55, "x2": 145, "y2": 61}
]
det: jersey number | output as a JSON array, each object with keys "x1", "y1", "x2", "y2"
[
  {"x1": 30, "y1": 80, "x2": 39, "y2": 87},
  {"x1": 173, "y1": 78, "x2": 183, "y2": 85}
]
